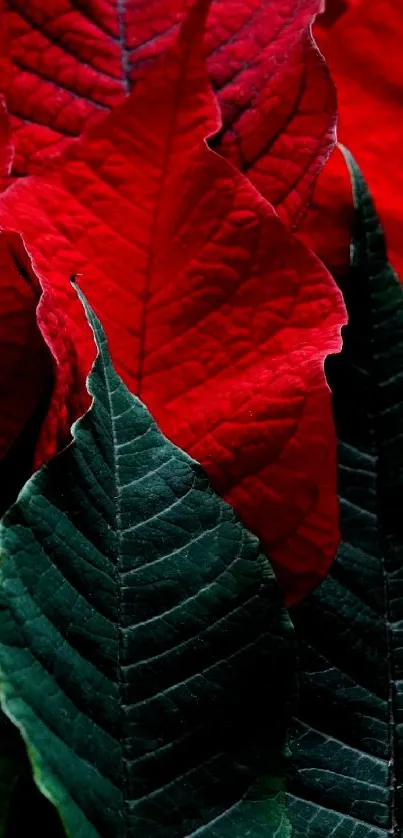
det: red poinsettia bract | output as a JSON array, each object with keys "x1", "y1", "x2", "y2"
[
  {"x1": 0, "y1": 0, "x2": 345, "y2": 603},
  {"x1": 3, "y1": 0, "x2": 335, "y2": 225}
]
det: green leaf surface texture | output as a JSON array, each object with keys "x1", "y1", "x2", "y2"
[
  {"x1": 0, "y1": 286, "x2": 295, "y2": 838},
  {"x1": 288, "y1": 148, "x2": 403, "y2": 836}
]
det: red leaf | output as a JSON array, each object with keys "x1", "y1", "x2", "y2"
[
  {"x1": 0, "y1": 0, "x2": 345, "y2": 603},
  {"x1": 208, "y1": 4, "x2": 336, "y2": 226},
  {"x1": 3, "y1": 0, "x2": 334, "y2": 221},
  {"x1": 298, "y1": 145, "x2": 354, "y2": 280},
  {"x1": 0, "y1": 232, "x2": 50, "y2": 463},
  {"x1": 301, "y1": 0, "x2": 403, "y2": 279}
]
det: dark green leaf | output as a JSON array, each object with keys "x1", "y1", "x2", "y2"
[
  {"x1": 0, "y1": 286, "x2": 295, "y2": 838},
  {"x1": 288, "y1": 148, "x2": 403, "y2": 836}
]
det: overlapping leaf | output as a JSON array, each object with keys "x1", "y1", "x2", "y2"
[
  {"x1": 2, "y1": 0, "x2": 335, "y2": 221},
  {"x1": 0, "y1": 0, "x2": 345, "y2": 602},
  {"x1": 298, "y1": 145, "x2": 354, "y2": 280},
  {"x1": 0, "y1": 286, "x2": 295, "y2": 838},
  {"x1": 288, "y1": 152, "x2": 403, "y2": 835},
  {"x1": 301, "y1": 0, "x2": 403, "y2": 279}
]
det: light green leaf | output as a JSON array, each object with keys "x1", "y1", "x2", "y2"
[
  {"x1": 0, "y1": 286, "x2": 295, "y2": 838},
  {"x1": 287, "y1": 149, "x2": 403, "y2": 836}
]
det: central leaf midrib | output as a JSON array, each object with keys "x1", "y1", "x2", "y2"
[
  {"x1": 136, "y1": 35, "x2": 197, "y2": 397},
  {"x1": 117, "y1": 0, "x2": 131, "y2": 95},
  {"x1": 102, "y1": 351, "x2": 129, "y2": 837}
]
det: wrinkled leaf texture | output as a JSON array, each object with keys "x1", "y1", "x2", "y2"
[
  {"x1": 0, "y1": 0, "x2": 345, "y2": 603},
  {"x1": 300, "y1": 0, "x2": 403, "y2": 280},
  {"x1": 288, "y1": 151, "x2": 403, "y2": 835},
  {"x1": 2, "y1": 0, "x2": 335, "y2": 223},
  {"x1": 0, "y1": 285, "x2": 295, "y2": 838}
]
